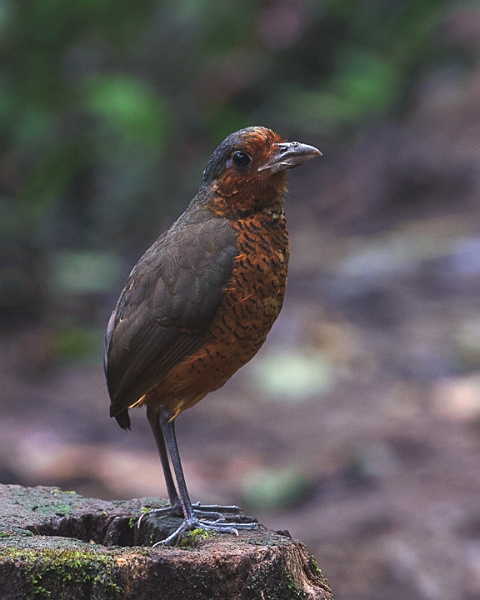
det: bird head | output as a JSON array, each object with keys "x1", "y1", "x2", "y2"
[{"x1": 200, "y1": 127, "x2": 321, "y2": 218}]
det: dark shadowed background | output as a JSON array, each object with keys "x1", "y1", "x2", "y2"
[{"x1": 2, "y1": 1, "x2": 480, "y2": 598}]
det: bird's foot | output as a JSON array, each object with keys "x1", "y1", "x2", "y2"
[
  {"x1": 152, "y1": 514, "x2": 259, "y2": 547},
  {"x1": 191, "y1": 502, "x2": 255, "y2": 522},
  {"x1": 137, "y1": 501, "x2": 259, "y2": 545},
  {"x1": 136, "y1": 503, "x2": 184, "y2": 528},
  {"x1": 138, "y1": 502, "x2": 256, "y2": 526}
]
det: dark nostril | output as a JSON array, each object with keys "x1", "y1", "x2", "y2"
[{"x1": 278, "y1": 142, "x2": 299, "y2": 154}]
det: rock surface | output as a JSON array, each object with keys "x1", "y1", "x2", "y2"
[{"x1": 0, "y1": 484, "x2": 333, "y2": 599}]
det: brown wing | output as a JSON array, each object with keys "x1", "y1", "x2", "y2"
[{"x1": 105, "y1": 206, "x2": 237, "y2": 421}]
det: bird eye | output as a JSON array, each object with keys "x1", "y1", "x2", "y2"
[{"x1": 232, "y1": 151, "x2": 252, "y2": 168}]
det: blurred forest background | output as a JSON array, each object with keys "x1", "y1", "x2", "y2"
[{"x1": 2, "y1": 1, "x2": 480, "y2": 599}]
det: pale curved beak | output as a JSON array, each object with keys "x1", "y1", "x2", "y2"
[{"x1": 258, "y1": 141, "x2": 322, "y2": 174}]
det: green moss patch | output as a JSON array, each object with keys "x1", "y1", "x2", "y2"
[{"x1": 0, "y1": 545, "x2": 123, "y2": 599}]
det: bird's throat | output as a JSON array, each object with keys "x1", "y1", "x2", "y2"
[{"x1": 208, "y1": 172, "x2": 287, "y2": 220}]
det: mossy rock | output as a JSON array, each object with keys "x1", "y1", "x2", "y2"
[{"x1": 0, "y1": 484, "x2": 333, "y2": 600}]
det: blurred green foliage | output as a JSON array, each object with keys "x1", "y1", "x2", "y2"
[
  {"x1": 0, "y1": 0, "x2": 467, "y2": 354},
  {"x1": 242, "y1": 466, "x2": 311, "y2": 511}
]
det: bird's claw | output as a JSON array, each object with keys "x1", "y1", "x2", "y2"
[
  {"x1": 191, "y1": 503, "x2": 256, "y2": 524},
  {"x1": 191, "y1": 502, "x2": 244, "y2": 514},
  {"x1": 146, "y1": 513, "x2": 258, "y2": 546},
  {"x1": 137, "y1": 504, "x2": 183, "y2": 528},
  {"x1": 138, "y1": 502, "x2": 256, "y2": 530},
  {"x1": 136, "y1": 501, "x2": 259, "y2": 546}
]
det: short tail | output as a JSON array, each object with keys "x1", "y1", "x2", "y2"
[{"x1": 114, "y1": 409, "x2": 131, "y2": 430}]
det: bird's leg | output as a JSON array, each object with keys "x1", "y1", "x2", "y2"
[
  {"x1": 157, "y1": 407, "x2": 195, "y2": 522},
  {"x1": 150, "y1": 406, "x2": 258, "y2": 545},
  {"x1": 137, "y1": 406, "x2": 183, "y2": 524},
  {"x1": 148, "y1": 407, "x2": 252, "y2": 520}
]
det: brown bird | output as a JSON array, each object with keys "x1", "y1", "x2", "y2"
[{"x1": 104, "y1": 126, "x2": 320, "y2": 544}]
